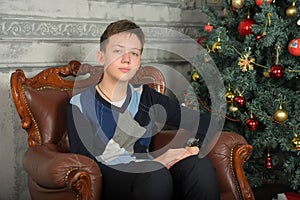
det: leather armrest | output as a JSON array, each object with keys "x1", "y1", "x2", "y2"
[
  {"x1": 232, "y1": 143, "x2": 254, "y2": 200},
  {"x1": 209, "y1": 131, "x2": 254, "y2": 200},
  {"x1": 23, "y1": 143, "x2": 102, "y2": 199}
]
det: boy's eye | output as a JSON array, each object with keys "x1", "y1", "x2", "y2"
[
  {"x1": 113, "y1": 49, "x2": 122, "y2": 53},
  {"x1": 131, "y1": 52, "x2": 139, "y2": 57}
]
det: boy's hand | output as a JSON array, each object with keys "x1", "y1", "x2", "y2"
[{"x1": 153, "y1": 146, "x2": 199, "y2": 169}]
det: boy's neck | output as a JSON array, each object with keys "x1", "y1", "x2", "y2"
[{"x1": 97, "y1": 75, "x2": 128, "y2": 102}]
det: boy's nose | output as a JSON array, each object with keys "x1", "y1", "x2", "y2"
[{"x1": 121, "y1": 52, "x2": 130, "y2": 63}]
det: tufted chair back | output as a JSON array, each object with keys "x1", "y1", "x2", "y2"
[{"x1": 11, "y1": 61, "x2": 98, "y2": 149}]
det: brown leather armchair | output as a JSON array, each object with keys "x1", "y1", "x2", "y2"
[{"x1": 11, "y1": 60, "x2": 255, "y2": 200}]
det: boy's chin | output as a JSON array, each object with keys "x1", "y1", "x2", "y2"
[
  {"x1": 117, "y1": 75, "x2": 135, "y2": 82},
  {"x1": 118, "y1": 72, "x2": 137, "y2": 82}
]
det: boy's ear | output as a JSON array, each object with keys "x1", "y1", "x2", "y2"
[{"x1": 96, "y1": 51, "x2": 105, "y2": 65}]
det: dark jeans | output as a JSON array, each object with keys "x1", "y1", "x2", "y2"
[{"x1": 98, "y1": 155, "x2": 220, "y2": 200}]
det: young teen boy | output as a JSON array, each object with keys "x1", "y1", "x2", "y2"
[{"x1": 66, "y1": 19, "x2": 220, "y2": 200}]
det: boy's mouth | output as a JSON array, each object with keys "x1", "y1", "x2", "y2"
[{"x1": 119, "y1": 68, "x2": 130, "y2": 73}]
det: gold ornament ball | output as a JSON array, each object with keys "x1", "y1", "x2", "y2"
[
  {"x1": 291, "y1": 135, "x2": 300, "y2": 150},
  {"x1": 212, "y1": 41, "x2": 221, "y2": 53},
  {"x1": 192, "y1": 71, "x2": 200, "y2": 82},
  {"x1": 225, "y1": 90, "x2": 236, "y2": 103},
  {"x1": 232, "y1": 0, "x2": 245, "y2": 9},
  {"x1": 286, "y1": 2, "x2": 298, "y2": 18},
  {"x1": 228, "y1": 103, "x2": 238, "y2": 112},
  {"x1": 274, "y1": 107, "x2": 288, "y2": 122}
]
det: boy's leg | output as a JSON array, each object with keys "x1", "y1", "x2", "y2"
[
  {"x1": 132, "y1": 166, "x2": 173, "y2": 200},
  {"x1": 170, "y1": 155, "x2": 220, "y2": 200},
  {"x1": 99, "y1": 163, "x2": 133, "y2": 200},
  {"x1": 99, "y1": 161, "x2": 173, "y2": 200}
]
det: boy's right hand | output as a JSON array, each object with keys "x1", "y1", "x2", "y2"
[{"x1": 153, "y1": 146, "x2": 199, "y2": 169}]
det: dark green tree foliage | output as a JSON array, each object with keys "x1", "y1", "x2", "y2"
[{"x1": 193, "y1": 0, "x2": 300, "y2": 190}]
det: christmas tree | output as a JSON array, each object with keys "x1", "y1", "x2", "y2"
[{"x1": 189, "y1": 0, "x2": 300, "y2": 190}]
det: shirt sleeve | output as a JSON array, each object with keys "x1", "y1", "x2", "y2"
[
  {"x1": 66, "y1": 103, "x2": 105, "y2": 159},
  {"x1": 142, "y1": 85, "x2": 213, "y2": 144}
]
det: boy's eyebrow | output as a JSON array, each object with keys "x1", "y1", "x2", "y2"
[{"x1": 112, "y1": 44, "x2": 142, "y2": 51}]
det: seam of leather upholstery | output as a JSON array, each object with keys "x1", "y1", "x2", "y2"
[
  {"x1": 65, "y1": 167, "x2": 80, "y2": 200},
  {"x1": 230, "y1": 144, "x2": 243, "y2": 200},
  {"x1": 22, "y1": 85, "x2": 42, "y2": 145}
]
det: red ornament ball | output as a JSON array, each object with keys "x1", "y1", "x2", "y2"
[
  {"x1": 197, "y1": 36, "x2": 205, "y2": 46},
  {"x1": 234, "y1": 95, "x2": 246, "y2": 107},
  {"x1": 265, "y1": 153, "x2": 273, "y2": 169},
  {"x1": 245, "y1": 117, "x2": 259, "y2": 131},
  {"x1": 269, "y1": 65, "x2": 285, "y2": 79},
  {"x1": 238, "y1": 18, "x2": 256, "y2": 37},
  {"x1": 255, "y1": 0, "x2": 272, "y2": 6},
  {"x1": 204, "y1": 23, "x2": 213, "y2": 32},
  {"x1": 288, "y1": 38, "x2": 300, "y2": 57}
]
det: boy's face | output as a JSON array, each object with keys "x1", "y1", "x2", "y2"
[{"x1": 97, "y1": 32, "x2": 142, "y2": 82}]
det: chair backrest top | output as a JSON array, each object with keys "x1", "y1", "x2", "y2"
[{"x1": 11, "y1": 60, "x2": 166, "y2": 148}]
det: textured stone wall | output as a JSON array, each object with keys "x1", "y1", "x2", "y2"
[
  {"x1": 0, "y1": 0, "x2": 221, "y2": 199},
  {"x1": 0, "y1": 0, "x2": 207, "y2": 68}
]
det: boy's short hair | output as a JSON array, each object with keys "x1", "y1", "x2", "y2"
[{"x1": 100, "y1": 19, "x2": 145, "y2": 52}]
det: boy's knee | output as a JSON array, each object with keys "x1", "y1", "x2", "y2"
[
  {"x1": 170, "y1": 156, "x2": 220, "y2": 200},
  {"x1": 133, "y1": 168, "x2": 173, "y2": 200}
]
